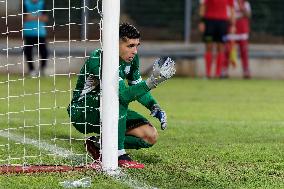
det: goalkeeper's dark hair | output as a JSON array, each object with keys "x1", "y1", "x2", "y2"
[{"x1": 119, "y1": 23, "x2": 140, "y2": 41}]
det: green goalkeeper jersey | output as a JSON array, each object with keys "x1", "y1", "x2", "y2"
[{"x1": 71, "y1": 49, "x2": 157, "y2": 110}]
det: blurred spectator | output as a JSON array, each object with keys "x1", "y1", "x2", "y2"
[
  {"x1": 223, "y1": 0, "x2": 251, "y2": 79},
  {"x1": 199, "y1": 0, "x2": 235, "y2": 78},
  {"x1": 23, "y1": 0, "x2": 49, "y2": 77}
]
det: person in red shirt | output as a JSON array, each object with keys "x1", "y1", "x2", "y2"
[
  {"x1": 223, "y1": 0, "x2": 251, "y2": 79},
  {"x1": 199, "y1": 0, "x2": 235, "y2": 78}
]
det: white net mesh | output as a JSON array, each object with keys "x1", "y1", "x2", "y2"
[{"x1": 0, "y1": 0, "x2": 102, "y2": 168}]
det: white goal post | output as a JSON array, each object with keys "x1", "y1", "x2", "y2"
[{"x1": 101, "y1": 0, "x2": 120, "y2": 171}]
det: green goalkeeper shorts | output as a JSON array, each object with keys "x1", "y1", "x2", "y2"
[
  {"x1": 67, "y1": 95, "x2": 100, "y2": 134},
  {"x1": 68, "y1": 99, "x2": 150, "y2": 134},
  {"x1": 125, "y1": 109, "x2": 151, "y2": 131}
]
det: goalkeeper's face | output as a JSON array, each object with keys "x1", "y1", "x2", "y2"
[{"x1": 119, "y1": 38, "x2": 140, "y2": 63}]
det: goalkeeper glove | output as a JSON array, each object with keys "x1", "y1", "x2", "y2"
[
  {"x1": 146, "y1": 57, "x2": 176, "y2": 89},
  {"x1": 151, "y1": 104, "x2": 167, "y2": 130}
]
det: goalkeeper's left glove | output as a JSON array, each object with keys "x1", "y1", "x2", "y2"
[
  {"x1": 145, "y1": 57, "x2": 176, "y2": 89},
  {"x1": 150, "y1": 104, "x2": 167, "y2": 130}
]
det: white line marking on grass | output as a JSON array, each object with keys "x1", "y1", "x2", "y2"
[
  {"x1": 0, "y1": 131, "x2": 73, "y2": 158},
  {"x1": 0, "y1": 131, "x2": 157, "y2": 189},
  {"x1": 113, "y1": 172, "x2": 158, "y2": 189}
]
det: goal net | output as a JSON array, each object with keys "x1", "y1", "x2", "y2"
[{"x1": 0, "y1": 0, "x2": 119, "y2": 173}]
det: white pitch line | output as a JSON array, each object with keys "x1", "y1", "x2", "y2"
[
  {"x1": 0, "y1": 131, "x2": 73, "y2": 158},
  {"x1": 113, "y1": 172, "x2": 158, "y2": 189},
  {"x1": 0, "y1": 130, "x2": 157, "y2": 189}
]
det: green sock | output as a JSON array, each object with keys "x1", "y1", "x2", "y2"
[{"x1": 124, "y1": 135, "x2": 153, "y2": 150}]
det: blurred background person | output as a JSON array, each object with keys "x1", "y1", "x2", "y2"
[
  {"x1": 223, "y1": 0, "x2": 251, "y2": 79},
  {"x1": 199, "y1": 0, "x2": 235, "y2": 78},
  {"x1": 23, "y1": 0, "x2": 49, "y2": 77}
]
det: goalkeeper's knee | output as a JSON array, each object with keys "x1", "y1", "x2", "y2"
[{"x1": 144, "y1": 131, "x2": 158, "y2": 145}]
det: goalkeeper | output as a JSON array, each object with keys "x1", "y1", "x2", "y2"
[{"x1": 67, "y1": 23, "x2": 175, "y2": 169}]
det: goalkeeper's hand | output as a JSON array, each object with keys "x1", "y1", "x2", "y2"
[
  {"x1": 150, "y1": 104, "x2": 167, "y2": 130},
  {"x1": 146, "y1": 57, "x2": 176, "y2": 89}
]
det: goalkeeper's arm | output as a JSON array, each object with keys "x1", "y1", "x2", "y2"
[
  {"x1": 119, "y1": 78, "x2": 151, "y2": 107},
  {"x1": 146, "y1": 57, "x2": 176, "y2": 130},
  {"x1": 136, "y1": 92, "x2": 157, "y2": 110}
]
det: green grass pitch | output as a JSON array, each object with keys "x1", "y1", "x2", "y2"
[{"x1": 0, "y1": 76, "x2": 284, "y2": 188}]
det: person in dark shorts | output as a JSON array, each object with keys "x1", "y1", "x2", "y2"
[{"x1": 199, "y1": 0, "x2": 235, "y2": 78}]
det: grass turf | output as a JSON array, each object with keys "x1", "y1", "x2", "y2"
[{"x1": 1, "y1": 76, "x2": 284, "y2": 188}]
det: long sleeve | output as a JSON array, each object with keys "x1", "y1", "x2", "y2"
[{"x1": 119, "y1": 78, "x2": 151, "y2": 107}]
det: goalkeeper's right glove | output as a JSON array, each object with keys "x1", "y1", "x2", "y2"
[
  {"x1": 150, "y1": 104, "x2": 167, "y2": 130},
  {"x1": 145, "y1": 57, "x2": 176, "y2": 89}
]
